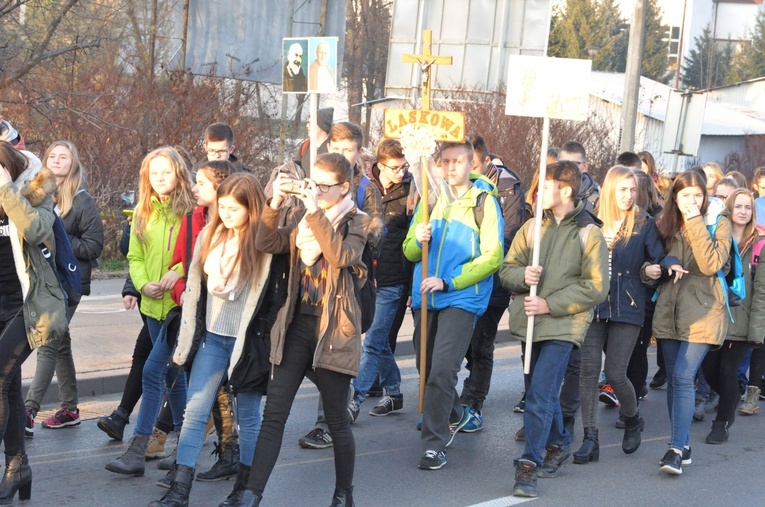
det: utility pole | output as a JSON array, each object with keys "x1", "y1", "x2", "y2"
[
  {"x1": 620, "y1": 0, "x2": 646, "y2": 153},
  {"x1": 180, "y1": 0, "x2": 190, "y2": 77}
]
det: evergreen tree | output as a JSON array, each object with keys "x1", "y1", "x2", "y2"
[
  {"x1": 729, "y1": 10, "x2": 765, "y2": 83},
  {"x1": 592, "y1": 0, "x2": 629, "y2": 73},
  {"x1": 548, "y1": 0, "x2": 601, "y2": 60},
  {"x1": 681, "y1": 24, "x2": 733, "y2": 89},
  {"x1": 641, "y1": 0, "x2": 671, "y2": 83}
]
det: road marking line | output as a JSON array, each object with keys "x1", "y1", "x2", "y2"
[
  {"x1": 467, "y1": 496, "x2": 536, "y2": 506},
  {"x1": 81, "y1": 294, "x2": 123, "y2": 301}
]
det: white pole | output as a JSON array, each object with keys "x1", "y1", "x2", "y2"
[
  {"x1": 524, "y1": 116, "x2": 550, "y2": 375},
  {"x1": 309, "y1": 93, "x2": 318, "y2": 178}
]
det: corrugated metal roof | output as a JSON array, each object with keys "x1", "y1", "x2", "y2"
[{"x1": 589, "y1": 72, "x2": 765, "y2": 136}]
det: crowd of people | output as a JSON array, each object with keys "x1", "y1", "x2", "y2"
[{"x1": 1, "y1": 109, "x2": 764, "y2": 506}]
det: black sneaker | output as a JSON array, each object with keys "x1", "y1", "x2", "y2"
[
  {"x1": 681, "y1": 446, "x2": 692, "y2": 465},
  {"x1": 298, "y1": 428, "x2": 333, "y2": 449},
  {"x1": 599, "y1": 384, "x2": 620, "y2": 407},
  {"x1": 538, "y1": 445, "x2": 571, "y2": 478},
  {"x1": 512, "y1": 459, "x2": 538, "y2": 497},
  {"x1": 659, "y1": 449, "x2": 683, "y2": 475},
  {"x1": 418, "y1": 450, "x2": 446, "y2": 470},
  {"x1": 650, "y1": 371, "x2": 667, "y2": 390},
  {"x1": 514, "y1": 392, "x2": 526, "y2": 413},
  {"x1": 97, "y1": 408, "x2": 129, "y2": 441},
  {"x1": 514, "y1": 426, "x2": 526, "y2": 441},
  {"x1": 369, "y1": 394, "x2": 403, "y2": 417},
  {"x1": 638, "y1": 385, "x2": 649, "y2": 400},
  {"x1": 25, "y1": 408, "x2": 35, "y2": 438}
]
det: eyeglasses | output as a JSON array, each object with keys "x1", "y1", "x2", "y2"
[
  {"x1": 313, "y1": 181, "x2": 343, "y2": 193},
  {"x1": 206, "y1": 148, "x2": 230, "y2": 157},
  {"x1": 379, "y1": 161, "x2": 409, "y2": 173}
]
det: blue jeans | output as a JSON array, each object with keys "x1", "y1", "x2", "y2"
[
  {"x1": 660, "y1": 339, "x2": 710, "y2": 450},
  {"x1": 176, "y1": 332, "x2": 261, "y2": 467},
  {"x1": 353, "y1": 284, "x2": 405, "y2": 404},
  {"x1": 134, "y1": 317, "x2": 187, "y2": 437},
  {"x1": 519, "y1": 340, "x2": 573, "y2": 467},
  {"x1": 236, "y1": 390, "x2": 263, "y2": 467}
]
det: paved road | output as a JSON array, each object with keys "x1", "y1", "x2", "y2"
[{"x1": 25, "y1": 341, "x2": 765, "y2": 506}]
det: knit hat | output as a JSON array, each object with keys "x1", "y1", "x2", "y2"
[{"x1": 317, "y1": 107, "x2": 334, "y2": 133}]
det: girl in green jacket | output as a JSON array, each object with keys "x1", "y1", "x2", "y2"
[{"x1": 106, "y1": 146, "x2": 195, "y2": 477}]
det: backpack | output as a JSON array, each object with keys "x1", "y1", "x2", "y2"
[
  {"x1": 708, "y1": 216, "x2": 746, "y2": 320},
  {"x1": 342, "y1": 216, "x2": 376, "y2": 334},
  {"x1": 751, "y1": 237, "x2": 765, "y2": 280},
  {"x1": 356, "y1": 174, "x2": 372, "y2": 211},
  {"x1": 39, "y1": 215, "x2": 82, "y2": 306}
]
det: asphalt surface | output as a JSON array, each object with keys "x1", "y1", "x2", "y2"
[{"x1": 17, "y1": 279, "x2": 765, "y2": 506}]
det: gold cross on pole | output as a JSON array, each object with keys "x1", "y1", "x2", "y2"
[{"x1": 401, "y1": 30, "x2": 452, "y2": 112}]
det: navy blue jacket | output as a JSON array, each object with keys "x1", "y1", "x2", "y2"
[{"x1": 594, "y1": 209, "x2": 665, "y2": 326}]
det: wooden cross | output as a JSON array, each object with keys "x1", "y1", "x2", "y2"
[{"x1": 401, "y1": 30, "x2": 452, "y2": 112}]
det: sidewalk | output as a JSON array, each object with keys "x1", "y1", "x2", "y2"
[{"x1": 22, "y1": 278, "x2": 515, "y2": 403}]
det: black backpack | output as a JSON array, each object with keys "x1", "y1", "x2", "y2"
[{"x1": 39, "y1": 215, "x2": 82, "y2": 306}]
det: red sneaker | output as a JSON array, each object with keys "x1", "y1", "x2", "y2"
[{"x1": 42, "y1": 406, "x2": 81, "y2": 429}]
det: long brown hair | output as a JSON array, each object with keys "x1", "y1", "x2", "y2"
[
  {"x1": 725, "y1": 188, "x2": 757, "y2": 250},
  {"x1": 0, "y1": 142, "x2": 28, "y2": 217},
  {"x1": 44, "y1": 140, "x2": 84, "y2": 217},
  {"x1": 657, "y1": 170, "x2": 709, "y2": 251},
  {"x1": 132, "y1": 146, "x2": 195, "y2": 242},
  {"x1": 200, "y1": 173, "x2": 265, "y2": 284}
]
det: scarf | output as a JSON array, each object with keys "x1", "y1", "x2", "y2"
[
  {"x1": 295, "y1": 194, "x2": 355, "y2": 266},
  {"x1": 204, "y1": 229, "x2": 243, "y2": 301}
]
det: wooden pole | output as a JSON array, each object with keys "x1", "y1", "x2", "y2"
[
  {"x1": 309, "y1": 93, "x2": 317, "y2": 178},
  {"x1": 524, "y1": 116, "x2": 550, "y2": 375}
]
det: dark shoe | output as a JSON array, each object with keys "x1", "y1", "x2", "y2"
[
  {"x1": 0, "y1": 454, "x2": 32, "y2": 504},
  {"x1": 158, "y1": 447, "x2": 177, "y2": 471},
  {"x1": 693, "y1": 397, "x2": 706, "y2": 422},
  {"x1": 298, "y1": 428, "x2": 333, "y2": 449},
  {"x1": 681, "y1": 446, "x2": 692, "y2": 465},
  {"x1": 705, "y1": 420, "x2": 729, "y2": 444},
  {"x1": 638, "y1": 384, "x2": 649, "y2": 400},
  {"x1": 513, "y1": 392, "x2": 526, "y2": 413},
  {"x1": 659, "y1": 449, "x2": 683, "y2": 475},
  {"x1": 649, "y1": 371, "x2": 667, "y2": 390},
  {"x1": 157, "y1": 470, "x2": 172, "y2": 489},
  {"x1": 445, "y1": 407, "x2": 471, "y2": 448},
  {"x1": 622, "y1": 414, "x2": 644, "y2": 454},
  {"x1": 512, "y1": 459, "x2": 538, "y2": 498},
  {"x1": 538, "y1": 445, "x2": 571, "y2": 478},
  {"x1": 234, "y1": 489, "x2": 262, "y2": 507},
  {"x1": 329, "y1": 486, "x2": 355, "y2": 507},
  {"x1": 97, "y1": 407, "x2": 130, "y2": 441},
  {"x1": 615, "y1": 414, "x2": 626, "y2": 429},
  {"x1": 148, "y1": 464, "x2": 194, "y2": 507},
  {"x1": 197, "y1": 442, "x2": 239, "y2": 482},
  {"x1": 24, "y1": 409, "x2": 34, "y2": 438},
  {"x1": 704, "y1": 392, "x2": 720, "y2": 413},
  {"x1": 347, "y1": 400, "x2": 360, "y2": 424},
  {"x1": 105, "y1": 434, "x2": 149, "y2": 476},
  {"x1": 418, "y1": 450, "x2": 446, "y2": 470},
  {"x1": 573, "y1": 427, "x2": 599, "y2": 464},
  {"x1": 369, "y1": 394, "x2": 403, "y2": 417},
  {"x1": 562, "y1": 415, "x2": 575, "y2": 441},
  {"x1": 514, "y1": 426, "x2": 526, "y2": 441},
  {"x1": 219, "y1": 464, "x2": 250, "y2": 507}
]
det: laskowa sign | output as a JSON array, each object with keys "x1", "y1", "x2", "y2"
[{"x1": 384, "y1": 109, "x2": 465, "y2": 142}]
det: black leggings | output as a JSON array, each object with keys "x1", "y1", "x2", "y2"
[
  {"x1": 118, "y1": 319, "x2": 174, "y2": 433},
  {"x1": 0, "y1": 293, "x2": 32, "y2": 456},
  {"x1": 701, "y1": 340, "x2": 750, "y2": 425},
  {"x1": 248, "y1": 313, "x2": 354, "y2": 494},
  {"x1": 749, "y1": 347, "x2": 765, "y2": 388}
]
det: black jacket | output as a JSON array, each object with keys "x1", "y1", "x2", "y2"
[
  {"x1": 370, "y1": 164, "x2": 414, "y2": 288},
  {"x1": 594, "y1": 209, "x2": 665, "y2": 326},
  {"x1": 61, "y1": 190, "x2": 104, "y2": 296}
]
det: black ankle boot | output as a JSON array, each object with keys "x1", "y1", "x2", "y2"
[
  {"x1": 219, "y1": 464, "x2": 251, "y2": 507},
  {"x1": 329, "y1": 486, "x2": 355, "y2": 507},
  {"x1": 573, "y1": 427, "x2": 599, "y2": 464},
  {"x1": 0, "y1": 454, "x2": 32, "y2": 504},
  {"x1": 622, "y1": 414, "x2": 645, "y2": 454},
  {"x1": 148, "y1": 464, "x2": 194, "y2": 507},
  {"x1": 233, "y1": 489, "x2": 261, "y2": 507},
  {"x1": 706, "y1": 420, "x2": 729, "y2": 444}
]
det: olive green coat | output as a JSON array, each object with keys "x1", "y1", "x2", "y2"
[{"x1": 728, "y1": 232, "x2": 765, "y2": 344}]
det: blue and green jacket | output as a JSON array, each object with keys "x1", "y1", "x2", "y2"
[{"x1": 403, "y1": 175, "x2": 504, "y2": 316}]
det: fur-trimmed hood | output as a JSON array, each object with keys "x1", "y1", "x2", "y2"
[{"x1": 17, "y1": 165, "x2": 57, "y2": 207}]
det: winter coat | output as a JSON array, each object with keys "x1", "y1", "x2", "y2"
[
  {"x1": 653, "y1": 211, "x2": 732, "y2": 347},
  {"x1": 173, "y1": 226, "x2": 273, "y2": 383},
  {"x1": 353, "y1": 165, "x2": 384, "y2": 253},
  {"x1": 726, "y1": 230, "x2": 765, "y2": 343},
  {"x1": 746, "y1": 247, "x2": 765, "y2": 347},
  {"x1": 403, "y1": 175, "x2": 504, "y2": 316},
  {"x1": 500, "y1": 201, "x2": 609, "y2": 348},
  {"x1": 127, "y1": 197, "x2": 184, "y2": 321},
  {"x1": 0, "y1": 166, "x2": 67, "y2": 348},
  {"x1": 170, "y1": 206, "x2": 207, "y2": 305},
  {"x1": 60, "y1": 190, "x2": 104, "y2": 296},
  {"x1": 255, "y1": 204, "x2": 367, "y2": 377},
  {"x1": 579, "y1": 172, "x2": 600, "y2": 211},
  {"x1": 594, "y1": 209, "x2": 665, "y2": 326},
  {"x1": 369, "y1": 164, "x2": 414, "y2": 288}
]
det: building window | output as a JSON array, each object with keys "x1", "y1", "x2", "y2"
[{"x1": 667, "y1": 26, "x2": 681, "y2": 69}]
